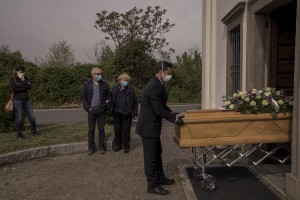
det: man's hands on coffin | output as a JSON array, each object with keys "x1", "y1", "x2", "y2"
[{"x1": 175, "y1": 115, "x2": 184, "y2": 125}]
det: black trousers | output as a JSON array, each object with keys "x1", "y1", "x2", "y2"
[
  {"x1": 113, "y1": 113, "x2": 132, "y2": 150},
  {"x1": 142, "y1": 137, "x2": 166, "y2": 189},
  {"x1": 88, "y1": 110, "x2": 106, "y2": 149}
]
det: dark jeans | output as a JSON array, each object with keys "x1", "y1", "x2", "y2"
[
  {"x1": 88, "y1": 109, "x2": 106, "y2": 150},
  {"x1": 13, "y1": 100, "x2": 37, "y2": 137},
  {"x1": 113, "y1": 113, "x2": 132, "y2": 150},
  {"x1": 142, "y1": 137, "x2": 166, "y2": 189}
]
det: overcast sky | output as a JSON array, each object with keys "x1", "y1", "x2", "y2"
[{"x1": 0, "y1": 0, "x2": 202, "y2": 63}]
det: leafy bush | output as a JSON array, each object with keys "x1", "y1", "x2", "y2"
[
  {"x1": 167, "y1": 85, "x2": 201, "y2": 103},
  {"x1": 0, "y1": 81, "x2": 15, "y2": 133},
  {"x1": 165, "y1": 49, "x2": 202, "y2": 104},
  {"x1": 0, "y1": 49, "x2": 24, "y2": 81},
  {"x1": 0, "y1": 45, "x2": 203, "y2": 132},
  {"x1": 33, "y1": 66, "x2": 92, "y2": 106}
]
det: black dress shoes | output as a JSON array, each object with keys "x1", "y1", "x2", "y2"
[
  {"x1": 147, "y1": 185, "x2": 170, "y2": 195},
  {"x1": 17, "y1": 134, "x2": 25, "y2": 140},
  {"x1": 158, "y1": 178, "x2": 175, "y2": 186},
  {"x1": 113, "y1": 147, "x2": 122, "y2": 152},
  {"x1": 87, "y1": 148, "x2": 95, "y2": 155},
  {"x1": 99, "y1": 148, "x2": 105, "y2": 154}
]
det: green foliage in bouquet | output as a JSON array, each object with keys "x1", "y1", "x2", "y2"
[{"x1": 223, "y1": 87, "x2": 293, "y2": 118}]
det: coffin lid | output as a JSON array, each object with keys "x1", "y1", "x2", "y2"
[{"x1": 183, "y1": 109, "x2": 292, "y2": 124}]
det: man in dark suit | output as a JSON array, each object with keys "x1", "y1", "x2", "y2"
[{"x1": 135, "y1": 61, "x2": 184, "y2": 195}]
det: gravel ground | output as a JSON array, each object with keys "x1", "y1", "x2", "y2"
[{"x1": 0, "y1": 128, "x2": 195, "y2": 200}]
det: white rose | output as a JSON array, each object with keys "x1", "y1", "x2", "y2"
[
  {"x1": 265, "y1": 87, "x2": 271, "y2": 92},
  {"x1": 264, "y1": 91, "x2": 272, "y2": 96},
  {"x1": 238, "y1": 91, "x2": 247, "y2": 97},
  {"x1": 229, "y1": 104, "x2": 235, "y2": 109},
  {"x1": 278, "y1": 99, "x2": 284, "y2": 105},
  {"x1": 226, "y1": 101, "x2": 231, "y2": 106},
  {"x1": 251, "y1": 89, "x2": 257, "y2": 94},
  {"x1": 250, "y1": 101, "x2": 256, "y2": 106},
  {"x1": 262, "y1": 100, "x2": 269, "y2": 106},
  {"x1": 244, "y1": 96, "x2": 250, "y2": 102}
]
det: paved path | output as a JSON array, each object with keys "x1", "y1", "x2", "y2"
[{"x1": 0, "y1": 128, "x2": 195, "y2": 200}]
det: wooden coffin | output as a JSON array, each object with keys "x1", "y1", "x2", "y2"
[{"x1": 173, "y1": 109, "x2": 293, "y2": 148}]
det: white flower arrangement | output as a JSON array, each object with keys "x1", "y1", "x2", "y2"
[{"x1": 223, "y1": 87, "x2": 293, "y2": 118}]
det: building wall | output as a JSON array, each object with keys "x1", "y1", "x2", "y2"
[
  {"x1": 285, "y1": 1, "x2": 300, "y2": 199},
  {"x1": 202, "y1": 0, "x2": 246, "y2": 109},
  {"x1": 202, "y1": 0, "x2": 296, "y2": 107},
  {"x1": 202, "y1": 0, "x2": 300, "y2": 199}
]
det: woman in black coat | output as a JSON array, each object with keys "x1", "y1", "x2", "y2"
[
  {"x1": 10, "y1": 65, "x2": 37, "y2": 139},
  {"x1": 111, "y1": 73, "x2": 138, "y2": 153}
]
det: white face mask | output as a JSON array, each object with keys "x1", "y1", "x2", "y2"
[
  {"x1": 162, "y1": 75, "x2": 172, "y2": 82},
  {"x1": 161, "y1": 61, "x2": 172, "y2": 82},
  {"x1": 17, "y1": 72, "x2": 25, "y2": 80}
]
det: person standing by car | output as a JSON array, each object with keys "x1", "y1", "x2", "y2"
[
  {"x1": 135, "y1": 61, "x2": 184, "y2": 195},
  {"x1": 111, "y1": 73, "x2": 138, "y2": 153},
  {"x1": 10, "y1": 65, "x2": 37, "y2": 139},
  {"x1": 80, "y1": 67, "x2": 112, "y2": 155}
]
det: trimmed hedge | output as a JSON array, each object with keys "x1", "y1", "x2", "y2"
[
  {"x1": 0, "y1": 64, "x2": 117, "y2": 132},
  {"x1": 0, "y1": 81, "x2": 15, "y2": 133},
  {"x1": 0, "y1": 63, "x2": 201, "y2": 132},
  {"x1": 31, "y1": 64, "x2": 97, "y2": 106}
]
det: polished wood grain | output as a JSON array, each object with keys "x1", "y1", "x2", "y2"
[{"x1": 174, "y1": 109, "x2": 293, "y2": 147}]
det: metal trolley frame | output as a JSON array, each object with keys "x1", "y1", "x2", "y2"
[{"x1": 190, "y1": 143, "x2": 291, "y2": 192}]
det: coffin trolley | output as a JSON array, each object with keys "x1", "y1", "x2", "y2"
[{"x1": 173, "y1": 109, "x2": 292, "y2": 191}]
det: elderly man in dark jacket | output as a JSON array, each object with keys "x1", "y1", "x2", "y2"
[
  {"x1": 80, "y1": 67, "x2": 112, "y2": 155},
  {"x1": 135, "y1": 61, "x2": 184, "y2": 196}
]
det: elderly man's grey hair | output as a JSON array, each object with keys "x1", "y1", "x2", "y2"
[{"x1": 91, "y1": 67, "x2": 101, "y2": 75}]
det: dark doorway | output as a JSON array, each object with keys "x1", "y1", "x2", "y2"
[{"x1": 269, "y1": 1, "x2": 296, "y2": 96}]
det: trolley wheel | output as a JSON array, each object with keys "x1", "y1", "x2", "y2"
[
  {"x1": 202, "y1": 175, "x2": 217, "y2": 192},
  {"x1": 192, "y1": 168, "x2": 203, "y2": 181}
]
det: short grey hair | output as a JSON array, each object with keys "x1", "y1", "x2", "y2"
[
  {"x1": 117, "y1": 72, "x2": 131, "y2": 81},
  {"x1": 91, "y1": 67, "x2": 101, "y2": 75}
]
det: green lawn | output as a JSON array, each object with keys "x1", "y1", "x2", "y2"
[{"x1": 0, "y1": 122, "x2": 113, "y2": 154}]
